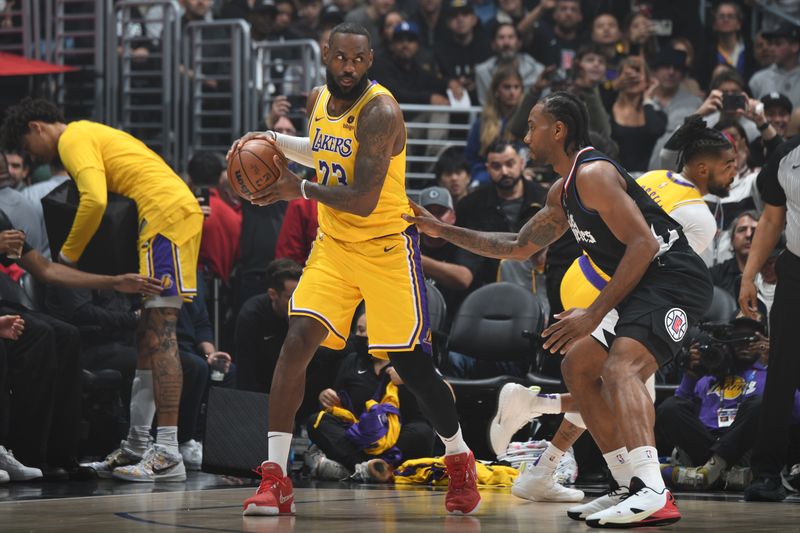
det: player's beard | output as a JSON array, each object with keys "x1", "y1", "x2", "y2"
[
  {"x1": 707, "y1": 169, "x2": 731, "y2": 198},
  {"x1": 326, "y1": 69, "x2": 370, "y2": 101}
]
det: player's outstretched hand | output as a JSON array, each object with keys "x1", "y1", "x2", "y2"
[
  {"x1": 113, "y1": 274, "x2": 164, "y2": 296},
  {"x1": 226, "y1": 131, "x2": 275, "y2": 162},
  {"x1": 541, "y1": 307, "x2": 599, "y2": 355},
  {"x1": 402, "y1": 201, "x2": 444, "y2": 238},
  {"x1": 250, "y1": 155, "x2": 302, "y2": 206},
  {"x1": 0, "y1": 315, "x2": 24, "y2": 340}
]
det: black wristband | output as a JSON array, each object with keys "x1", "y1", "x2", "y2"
[{"x1": 757, "y1": 121, "x2": 770, "y2": 131}]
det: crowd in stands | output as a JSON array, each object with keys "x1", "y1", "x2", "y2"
[{"x1": 0, "y1": 0, "x2": 800, "y2": 501}]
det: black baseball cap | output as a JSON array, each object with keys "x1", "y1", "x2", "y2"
[
  {"x1": 762, "y1": 23, "x2": 800, "y2": 42},
  {"x1": 392, "y1": 21, "x2": 420, "y2": 41},
  {"x1": 761, "y1": 92, "x2": 793, "y2": 114},
  {"x1": 445, "y1": 0, "x2": 474, "y2": 17}
]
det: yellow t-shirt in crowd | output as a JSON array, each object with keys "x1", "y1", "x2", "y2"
[{"x1": 57, "y1": 120, "x2": 201, "y2": 262}]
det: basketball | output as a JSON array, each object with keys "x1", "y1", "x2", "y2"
[{"x1": 226, "y1": 138, "x2": 287, "y2": 200}]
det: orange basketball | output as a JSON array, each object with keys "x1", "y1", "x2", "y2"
[{"x1": 226, "y1": 138, "x2": 287, "y2": 200}]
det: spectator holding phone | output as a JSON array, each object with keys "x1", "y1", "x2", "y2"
[{"x1": 610, "y1": 56, "x2": 667, "y2": 173}]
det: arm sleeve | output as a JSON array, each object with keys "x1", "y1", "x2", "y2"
[
  {"x1": 272, "y1": 132, "x2": 315, "y2": 169},
  {"x1": 59, "y1": 167, "x2": 108, "y2": 263},
  {"x1": 669, "y1": 203, "x2": 717, "y2": 255}
]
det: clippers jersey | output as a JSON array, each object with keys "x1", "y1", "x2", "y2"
[
  {"x1": 309, "y1": 82, "x2": 412, "y2": 242},
  {"x1": 562, "y1": 169, "x2": 710, "y2": 310},
  {"x1": 560, "y1": 147, "x2": 690, "y2": 277}
]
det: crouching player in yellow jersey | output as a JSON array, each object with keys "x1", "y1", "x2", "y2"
[
  {"x1": 488, "y1": 115, "x2": 737, "y2": 511},
  {"x1": 229, "y1": 23, "x2": 480, "y2": 517},
  {"x1": 0, "y1": 99, "x2": 203, "y2": 482}
]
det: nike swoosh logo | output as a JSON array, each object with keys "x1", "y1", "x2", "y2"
[
  {"x1": 384, "y1": 244, "x2": 399, "y2": 253},
  {"x1": 279, "y1": 494, "x2": 293, "y2": 504},
  {"x1": 314, "y1": 116, "x2": 324, "y2": 122},
  {"x1": 152, "y1": 464, "x2": 178, "y2": 474},
  {"x1": 263, "y1": 335, "x2": 275, "y2": 341},
  {"x1": 793, "y1": 163, "x2": 800, "y2": 169},
  {"x1": 358, "y1": 369, "x2": 367, "y2": 374}
]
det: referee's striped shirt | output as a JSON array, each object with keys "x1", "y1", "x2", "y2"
[{"x1": 757, "y1": 136, "x2": 800, "y2": 256}]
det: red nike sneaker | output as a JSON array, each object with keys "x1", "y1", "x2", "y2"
[
  {"x1": 444, "y1": 451, "x2": 481, "y2": 515},
  {"x1": 243, "y1": 462, "x2": 296, "y2": 516}
]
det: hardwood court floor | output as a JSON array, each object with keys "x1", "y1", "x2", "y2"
[{"x1": 1, "y1": 475, "x2": 799, "y2": 532}]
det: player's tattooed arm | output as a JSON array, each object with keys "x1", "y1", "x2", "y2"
[
  {"x1": 303, "y1": 95, "x2": 398, "y2": 216},
  {"x1": 406, "y1": 180, "x2": 569, "y2": 260}
]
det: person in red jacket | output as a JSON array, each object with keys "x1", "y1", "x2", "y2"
[{"x1": 275, "y1": 197, "x2": 318, "y2": 266}]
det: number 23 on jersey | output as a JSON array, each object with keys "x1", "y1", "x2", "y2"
[{"x1": 318, "y1": 160, "x2": 348, "y2": 186}]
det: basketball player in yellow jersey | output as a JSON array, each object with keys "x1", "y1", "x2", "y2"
[
  {"x1": 0, "y1": 98, "x2": 203, "y2": 482},
  {"x1": 229, "y1": 23, "x2": 480, "y2": 517},
  {"x1": 487, "y1": 116, "x2": 736, "y2": 510}
]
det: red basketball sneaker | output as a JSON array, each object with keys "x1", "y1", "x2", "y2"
[
  {"x1": 242, "y1": 462, "x2": 295, "y2": 516},
  {"x1": 444, "y1": 451, "x2": 481, "y2": 515}
]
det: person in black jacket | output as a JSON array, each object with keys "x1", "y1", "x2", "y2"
[
  {"x1": 369, "y1": 21, "x2": 449, "y2": 105},
  {"x1": 305, "y1": 311, "x2": 435, "y2": 481},
  {"x1": 455, "y1": 140, "x2": 547, "y2": 288}
]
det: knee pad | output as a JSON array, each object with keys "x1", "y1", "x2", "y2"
[{"x1": 564, "y1": 411, "x2": 587, "y2": 429}]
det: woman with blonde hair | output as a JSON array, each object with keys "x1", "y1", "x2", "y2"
[
  {"x1": 610, "y1": 56, "x2": 667, "y2": 173},
  {"x1": 464, "y1": 65, "x2": 523, "y2": 184}
]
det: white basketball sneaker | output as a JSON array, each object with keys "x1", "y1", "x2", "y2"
[
  {"x1": 0, "y1": 446, "x2": 43, "y2": 481},
  {"x1": 82, "y1": 440, "x2": 144, "y2": 479},
  {"x1": 567, "y1": 484, "x2": 629, "y2": 521},
  {"x1": 512, "y1": 461, "x2": 585, "y2": 502},
  {"x1": 585, "y1": 476, "x2": 681, "y2": 528},
  {"x1": 489, "y1": 384, "x2": 543, "y2": 456},
  {"x1": 112, "y1": 444, "x2": 186, "y2": 482}
]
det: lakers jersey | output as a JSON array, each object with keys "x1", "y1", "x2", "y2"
[
  {"x1": 309, "y1": 82, "x2": 412, "y2": 242},
  {"x1": 561, "y1": 168, "x2": 705, "y2": 310}
]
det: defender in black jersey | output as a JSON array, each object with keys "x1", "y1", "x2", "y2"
[{"x1": 406, "y1": 92, "x2": 714, "y2": 528}]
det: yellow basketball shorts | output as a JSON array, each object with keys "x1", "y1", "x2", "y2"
[
  {"x1": 139, "y1": 220, "x2": 202, "y2": 302},
  {"x1": 289, "y1": 226, "x2": 432, "y2": 359},
  {"x1": 560, "y1": 254, "x2": 609, "y2": 310}
]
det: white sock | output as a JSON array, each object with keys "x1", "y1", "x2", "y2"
[
  {"x1": 127, "y1": 370, "x2": 155, "y2": 455},
  {"x1": 156, "y1": 426, "x2": 179, "y2": 456},
  {"x1": 534, "y1": 442, "x2": 565, "y2": 475},
  {"x1": 532, "y1": 392, "x2": 562, "y2": 415},
  {"x1": 265, "y1": 432, "x2": 293, "y2": 475},
  {"x1": 629, "y1": 445, "x2": 665, "y2": 491},
  {"x1": 439, "y1": 425, "x2": 470, "y2": 456},
  {"x1": 603, "y1": 447, "x2": 634, "y2": 488}
]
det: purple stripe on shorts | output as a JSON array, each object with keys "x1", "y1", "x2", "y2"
[
  {"x1": 579, "y1": 255, "x2": 608, "y2": 292},
  {"x1": 149, "y1": 235, "x2": 180, "y2": 298},
  {"x1": 403, "y1": 225, "x2": 432, "y2": 355}
]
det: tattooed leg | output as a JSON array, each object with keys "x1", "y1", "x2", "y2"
[{"x1": 137, "y1": 307, "x2": 181, "y2": 426}]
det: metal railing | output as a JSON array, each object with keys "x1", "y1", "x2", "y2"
[
  {"x1": 51, "y1": 0, "x2": 109, "y2": 121},
  {"x1": 399, "y1": 103, "x2": 482, "y2": 187},
  {"x1": 0, "y1": 0, "x2": 36, "y2": 57},
  {"x1": 253, "y1": 39, "x2": 322, "y2": 133},
  {"x1": 181, "y1": 19, "x2": 252, "y2": 165},
  {"x1": 107, "y1": 0, "x2": 181, "y2": 167}
]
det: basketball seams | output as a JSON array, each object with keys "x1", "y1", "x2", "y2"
[{"x1": 228, "y1": 139, "x2": 286, "y2": 199}]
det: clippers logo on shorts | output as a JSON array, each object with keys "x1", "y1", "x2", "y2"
[{"x1": 664, "y1": 308, "x2": 688, "y2": 342}]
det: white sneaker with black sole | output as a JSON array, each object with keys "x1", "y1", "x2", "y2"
[
  {"x1": 112, "y1": 444, "x2": 186, "y2": 482},
  {"x1": 0, "y1": 446, "x2": 43, "y2": 481},
  {"x1": 567, "y1": 484, "x2": 629, "y2": 521}
]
